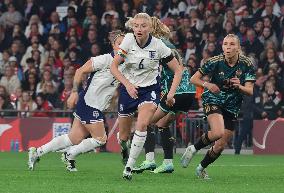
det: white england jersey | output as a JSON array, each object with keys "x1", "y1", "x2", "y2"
[
  {"x1": 118, "y1": 33, "x2": 172, "y2": 87},
  {"x1": 84, "y1": 53, "x2": 122, "y2": 111}
]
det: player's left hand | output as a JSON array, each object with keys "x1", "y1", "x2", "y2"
[
  {"x1": 230, "y1": 77, "x2": 241, "y2": 88},
  {"x1": 166, "y1": 93, "x2": 175, "y2": 107}
]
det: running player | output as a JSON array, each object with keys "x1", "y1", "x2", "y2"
[
  {"x1": 110, "y1": 13, "x2": 183, "y2": 180},
  {"x1": 27, "y1": 32, "x2": 125, "y2": 171},
  {"x1": 133, "y1": 17, "x2": 196, "y2": 174},
  {"x1": 181, "y1": 34, "x2": 256, "y2": 179}
]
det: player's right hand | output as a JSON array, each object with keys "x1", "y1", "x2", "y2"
[
  {"x1": 205, "y1": 83, "x2": 220, "y2": 94},
  {"x1": 67, "y1": 92, "x2": 79, "y2": 109},
  {"x1": 125, "y1": 82, "x2": 138, "y2": 99}
]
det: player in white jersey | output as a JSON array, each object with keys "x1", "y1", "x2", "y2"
[
  {"x1": 27, "y1": 32, "x2": 125, "y2": 171},
  {"x1": 110, "y1": 13, "x2": 183, "y2": 180}
]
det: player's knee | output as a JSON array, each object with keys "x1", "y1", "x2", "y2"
[
  {"x1": 136, "y1": 120, "x2": 149, "y2": 131},
  {"x1": 211, "y1": 130, "x2": 224, "y2": 140},
  {"x1": 92, "y1": 135, "x2": 107, "y2": 146},
  {"x1": 68, "y1": 135, "x2": 83, "y2": 145}
]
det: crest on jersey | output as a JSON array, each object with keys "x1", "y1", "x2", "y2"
[
  {"x1": 93, "y1": 110, "x2": 100, "y2": 118},
  {"x1": 235, "y1": 69, "x2": 242, "y2": 77},
  {"x1": 150, "y1": 91, "x2": 157, "y2": 100},
  {"x1": 149, "y1": 51, "x2": 156, "y2": 58}
]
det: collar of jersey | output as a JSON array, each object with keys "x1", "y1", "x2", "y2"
[
  {"x1": 134, "y1": 34, "x2": 152, "y2": 49},
  {"x1": 223, "y1": 53, "x2": 240, "y2": 68}
]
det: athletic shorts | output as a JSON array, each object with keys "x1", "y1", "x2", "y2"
[
  {"x1": 74, "y1": 93, "x2": 105, "y2": 124},
  {"x1": 118, "y1": 84, "x2": 160, "y2": 117},
  {"x1": 159, "y1": 93, "x2": 195, "y2": 114},
  {"x1": 203, "y1": 104, "x2": 237, "y2": 131}
]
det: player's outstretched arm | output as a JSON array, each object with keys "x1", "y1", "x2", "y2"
[
  {"x1": 110, "y1": 55, "x2": 138, "y2": 99},
  {"x1": 166, "y1": 57, "x2": 183, "y2": 106},
  {"x1": 67, "y1": 60, "x2": 94, "y2": 109}
]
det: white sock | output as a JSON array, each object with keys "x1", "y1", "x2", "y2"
[
  {"x1": 67, "y1": 138, "x2": 105, "y2": 160},
  {"x1": 197, "y1": 163, "x2": 204, "y2": 170},
  {"x1": 146, "y1": 152, "x2": 155, "y2": 162},
  {"x1": 126, "y1": 130, "x2": 147, "y2": 169},
  {"x1": 163, "y1": 159, "x2": 172, "y2": 164},
  {"x1": 37, "y1": 134, "x2": 72, "y2": 157},
  {"x1": 191, "y1": 145, "x2": 197, "y2": 153}
]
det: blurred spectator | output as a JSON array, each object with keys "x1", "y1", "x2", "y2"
[
  {"x1": 62, "y1": 6, "x2": 77, "y2": 30},
  {"x1": 22, "y1": 72, "x2": 38, "y2": 99},
  {"x1": 36, "y1": 70, "x2": 57, "y2": 94},
  {"x1": 243, "y1": 28, "x2": 264, "y2": 59},
  {"x1": 33, "y1": 93, "x2": 54, "y2": 117},
  {"x1": 0, "y1": 65, "x2": 20, "y2": 95},
  {"x1": 16, "y1": 90, "x2": 36, "y2": 117},
  {"x1": 44, "y1": 11, "x2": 66, "y2": 36},
  {"x1": 260, "y1": 48, "x2": 281, "y2": 75},
  {"x1": 25, "y1": 15, "x2": 44, "y2": 38},
  {"x1": 258, "y1": 27, "x2": 278, "y2": 48},
  {"x1": 23, "y1": 0, "x2": 40, "y2": 21},
  {"x1": 0, "y1": 3, "x2": 23, "y2": 30},
  {"x1": 101, "y1": 1, "x2": 119, "y2": 25},
  {"x1": 0, "y1": 94, "x2": 15, "y2": 117},
  {"x1": 41, "y1": 81, "x2": 60, "y2": 108}
]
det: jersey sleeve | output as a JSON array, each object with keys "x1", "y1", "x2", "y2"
[
  {"x1": 244, "y1": 60, "x2": 256, "y2": 82},
  {"x1": 158, "y1": 39, "x2": 173, "y2": 61},
  {"x1": 198, "y1": 58, "x2": 216, "y2": 75},
  {"x1": 91, "y1": 55, "x2": 106, "y2": 71},
  {"x1": 117, "y1": 33, "x2": 133, "y2": 58}
]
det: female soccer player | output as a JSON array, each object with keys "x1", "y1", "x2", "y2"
[
  {"x1": 110, "y1": 13, "x2": 183, "y2": 180},
  {"x1": 133, "y1": 17, "x2": 196, "y2": 174},
  {"x1": 28, "y1": 31, "x2": 125, "y2": 171},
  {"x1": 181, "y1": 34, "x2": 256, "y2": 179}
]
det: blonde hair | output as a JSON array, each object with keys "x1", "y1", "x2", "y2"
[
  {"x1": 151, "y1": 17, "x2": 171, "y2": 39},
  {"x1": 125, "y1": 13, "x2": 152, "y2": 30},
  {"x1": 224, "y1": 34, "x2": 241, "y2": 47},
  {"x1": 109, "y1": 30, "x2": 125, "y2": 45}
]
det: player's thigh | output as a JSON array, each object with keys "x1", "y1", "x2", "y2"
[
  {"x1": 118, "y1": 116, "x2": 133, "y2": 140},
  {"x1": 68, "y1": 118, "x2": 90, "y2": 144},
  {"x1": 84, "y1": 122, "x2": 106, "y2": 141},
  {"x1": 155, "y1": 112, "x2": 176, "y2": 128},
  {"x1": 204, "y1": 104, "x2": 225, "y2": 136},
  {"x1": 136, "y1": 103, "x2": 157, "y2": 131},
  {"x1": 151, "y1": 107, "x2": 168, "y2": 124},
  {"x1": 213, "y1": 129, "x2": 234, "y2": 152}
]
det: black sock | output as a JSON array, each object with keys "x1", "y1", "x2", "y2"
[
  {"x1": 159, "y1": 127, "x2": 174, "y2": 159},
  {"x1": 194, "y1": 133, "x2": 212, "y2": 151},
  {"x1": 144, "y1": 125, "x2": 156, "y2": 154},
  {"x1": 200, "y1": 147, "x2": 221, "y2": 168}
]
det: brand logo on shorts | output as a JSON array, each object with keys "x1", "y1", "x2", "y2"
[
  {"x1": 120, "y1": 104, "x2": 124, "y2": 111},
  {"x1": 93, "y1": 111, "x2": 100, "y2": 118},
  {"x1": 150, "y1": 91, "x2": 156, "y2": 100}
]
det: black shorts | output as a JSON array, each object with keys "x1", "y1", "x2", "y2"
[
  {"x1": 203, "y1": 104, "x2": 237, "y2": 131},
  {"x1": 159, "y1": 93, "x2": 195, "y2": 114}
]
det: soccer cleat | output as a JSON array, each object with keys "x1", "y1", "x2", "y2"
[
  {"x1": 28, "y1": 147, "x2": 40, "y2": 170},
  {"x1": 61, "y1": 152, "x2": 77, "y2": 172},
  {"x1": 196, "y1": 166, "x2": 210, "y2": 180},
  {"x1": 132, "y1": 160, "x2": 157, "y2": 174},
  {"x1": 152, "y1": 162, "x2": 174, "y2": 174},
  {"x1": 180, "y1": 145, "x2": 196, "y2": 168},
  {"x1": 122, "y1": 167, "x2": 132, "y2": 180}
]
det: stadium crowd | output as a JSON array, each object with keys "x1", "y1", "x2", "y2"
[{"x1": 0, "y1": 0, "x2": 283, "y2": 120}]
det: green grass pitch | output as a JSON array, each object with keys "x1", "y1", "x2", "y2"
[{"x1": 0, "y1": 152, "x2": 283, "y2": 193}]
